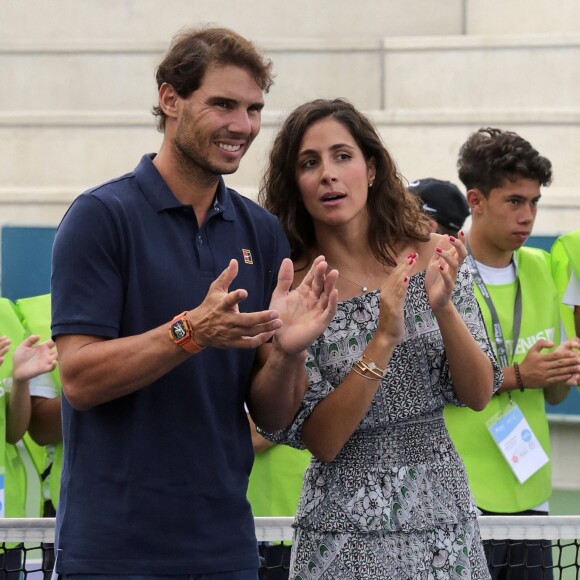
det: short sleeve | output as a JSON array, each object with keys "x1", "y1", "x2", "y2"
[
  {"x1": 258, "y1": 346, "x2": 335, "y2": 449},
  {"x1": 563, "y1": 269, "x2": 580, "y2": 307},
  {"x1": 51, "y1": 193, "x2": 125, "y2": 339},
  {"x1": 29, "y1": 373, "x2": 58, "y2": 399}
]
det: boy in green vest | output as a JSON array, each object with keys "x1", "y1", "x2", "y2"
[
  {"x1": 444, "y1": 127, "x2": 580, "y2": 580},
  {"x1": 0, "y1": 297, "x2": 58, "y2": 577},
  {"x1": 0, "y1": 331, "x2": 57, "y2": 448},
  {"x1": 16, "y1": 294, "x2": 63, "y2": 517},
  {"x1": 551, "y1": 230, "x2": 580, "y2": 339},
  {"x1": 15, "y1": 293, "x2": 62, "y2": 579}
]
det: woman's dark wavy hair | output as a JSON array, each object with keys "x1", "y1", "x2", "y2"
[
  {"x1": 457, "y1": 127, "x2": 553, "y2": 196},
  {"x1": 152, "y1": 25, "x2": 274, "y2": 132},
  {"x1": 259, "y1": 98, "x2": 430, "y2": 267}
]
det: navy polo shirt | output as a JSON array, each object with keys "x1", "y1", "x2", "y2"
[{"x1": 51, "y1": 154, "x2": 290, "y2": 574}]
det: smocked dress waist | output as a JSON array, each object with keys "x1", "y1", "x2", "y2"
[{"x1": 294, "y1": 412, "x2": 480, "y2": 534}]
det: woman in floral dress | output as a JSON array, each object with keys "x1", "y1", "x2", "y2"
[{"x1": 259, "y1": 99, "x2": 502, "y2": 579}]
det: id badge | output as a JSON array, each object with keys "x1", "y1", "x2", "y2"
[{"x1": 486, "y1": 401, "x2": 549, "y2": 484}]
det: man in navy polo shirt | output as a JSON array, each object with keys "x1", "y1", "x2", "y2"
[{"x1": 50, "y1": 26, "x2": 338, "y2": 580}]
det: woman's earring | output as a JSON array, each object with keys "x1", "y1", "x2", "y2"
[{"x1": 368, "y1": 181, "x2": 374, "y2": 188}]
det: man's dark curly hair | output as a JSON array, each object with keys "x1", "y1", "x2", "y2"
[
  {"x1": 152, "y1": 25, "x2": 274, "y2": 133},
  {"x1": 457, "y1": 127, "x2": 552, "y2": 196}
]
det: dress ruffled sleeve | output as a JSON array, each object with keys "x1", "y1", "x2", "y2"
[
  {"x1": 441, "y1": 262, "x2": 503, "y2": 406},
  {"x1": 258, "y1": 345, "x2": 333, "y2": 449}
]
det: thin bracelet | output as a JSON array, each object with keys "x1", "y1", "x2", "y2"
[
  {"x1": 513, "y1": 361, "x2": 525, "y2": 392},
  {"x1": 352, "y1": 365, "x2": 382, "y2": 381},
  {"x1": 361, "y1": 354, "x2": 388, "y2": 378},
  {"x1": 352, "y1": 354, "x2": 388, "y2": 381}
]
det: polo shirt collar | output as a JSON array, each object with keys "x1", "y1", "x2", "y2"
[
  {"x1": 135, "y1": 153, "x2": 234, "y2": 221},
  {"x1": 212, "y1": 178, "x2": 235, "y2": 221}
]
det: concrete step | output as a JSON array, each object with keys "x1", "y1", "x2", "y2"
[
  {"x1": 1, "y1": 110, "x2": 578, "y2": 234},
  {"x1": 382, "y1": 35, "x2": 580, "y2": 111},
  {"x1": 3, "y1": 34, "x2": 579, "y2": 113},
  {"x1": 0, "y1": 0, "x2": 464, "y2": 42},
  {"x1": 3, "y1": 0, "x2": 578, "y2": 41},
  {"x1": 2, "y1": 27, "x2": 578, "y2": 234},
  {"x1": 0, "y1": 39, "x2": 385, "y2": 112},
  {"x1": 467, "y1": 0, "x2": 580, "y2": 35}
]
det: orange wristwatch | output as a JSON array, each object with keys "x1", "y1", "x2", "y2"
[{"x1": 169, "y1": 311, "x2": 205, "y2": 354}]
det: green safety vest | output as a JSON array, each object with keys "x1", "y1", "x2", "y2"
[
  {"x1": 247, "y1": 444, "x2": 311, "y2": 517},
  {"x1": 0, "y1": 297, "x2": 43, "y2": 518},
  {"x1": 551, "y1": 229, "x2": 580, "y2": 340},
  {"x1": 445, "y1": 247, "x2": 560, "y2": 513},
  {"x1": 16, "y1": 293, "x2": 63, "y2": 510}
]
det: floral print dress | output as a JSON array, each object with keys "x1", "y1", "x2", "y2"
[{"x1": 264, "y1": 263, "x2": 502, "y2": 580}]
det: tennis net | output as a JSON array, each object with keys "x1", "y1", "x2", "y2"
[{"x1": 1, "y1": 516, "x2": 579, "y2": 579}]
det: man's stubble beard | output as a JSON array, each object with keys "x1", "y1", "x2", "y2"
[{"x1": 173, "y1": 115, "x2": 248, "y2": 183}]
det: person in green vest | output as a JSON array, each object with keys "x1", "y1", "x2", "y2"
[
  {"x1": 0, "y1": 296, "x2": 58, "y2": 578},
  {"x1": 16, "y1": 294, "x2": 63, "y2": 517},
  {"x1": 445, "y1": 127, "x2": 580, "y2": 580},
  {"x1": 16, "y1": 294, "x2": 63, "y2": 579},
  {"x1": 247, "y1": 413, "x2": 311, "y2": 580},
  {"x1": 551, "y1": 229, "x2": 580, "y2": 339}
]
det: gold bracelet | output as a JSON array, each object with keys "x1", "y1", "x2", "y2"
[
  {"x1": 352, "y1": 354, "x2": 388, "y2": 381},
  {"x1": 361, "y1": 354, "x2": 388, "y2": 377},
  {"x1": 352, "y1": 365, "x2": 382, "y2": 381}
]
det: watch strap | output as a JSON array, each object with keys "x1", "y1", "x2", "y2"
[{"x1": 169, "y1": 311, "x2": 205, "y2": 354}]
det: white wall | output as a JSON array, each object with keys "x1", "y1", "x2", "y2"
[{"x1": 1, "y1": 1, "x2": 578, "y2": 229}]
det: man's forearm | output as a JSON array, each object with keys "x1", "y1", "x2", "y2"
[{"x1": 57, "y1": 326, "x2": 191, "y2": 411}]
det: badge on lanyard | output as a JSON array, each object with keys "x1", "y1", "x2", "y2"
[
  {"x1": 486, "y1": 400, "x2": 549, "y2": 483},
  {"x1": 465, "y1": 242, "x2": 548, "y2": 482}
]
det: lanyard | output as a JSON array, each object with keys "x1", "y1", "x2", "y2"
[{"x1": 465, "y1": 239, "x2": 522, "y2": 368}]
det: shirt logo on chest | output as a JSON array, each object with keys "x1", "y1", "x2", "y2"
[{"x1": 242, "y1": 249, "x2": 253, "y2": 265}]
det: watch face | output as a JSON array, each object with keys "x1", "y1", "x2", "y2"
[{"x1": 171, "y1": 319, "x2": 188, "y2": 341}]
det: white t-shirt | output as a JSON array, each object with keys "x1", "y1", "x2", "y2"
[
  {"x1": 563, "y1": 269, "x2": 580, "y2": 307},
  {"x1": 474, "y1": 260, "x2": 516, "y2": 285},
  {"x1": 28, "y1": 373, "x2": 58, "y2": 399},
  {"x1": 2, "y1": 373, "x2": 57, "y2": 398}
]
